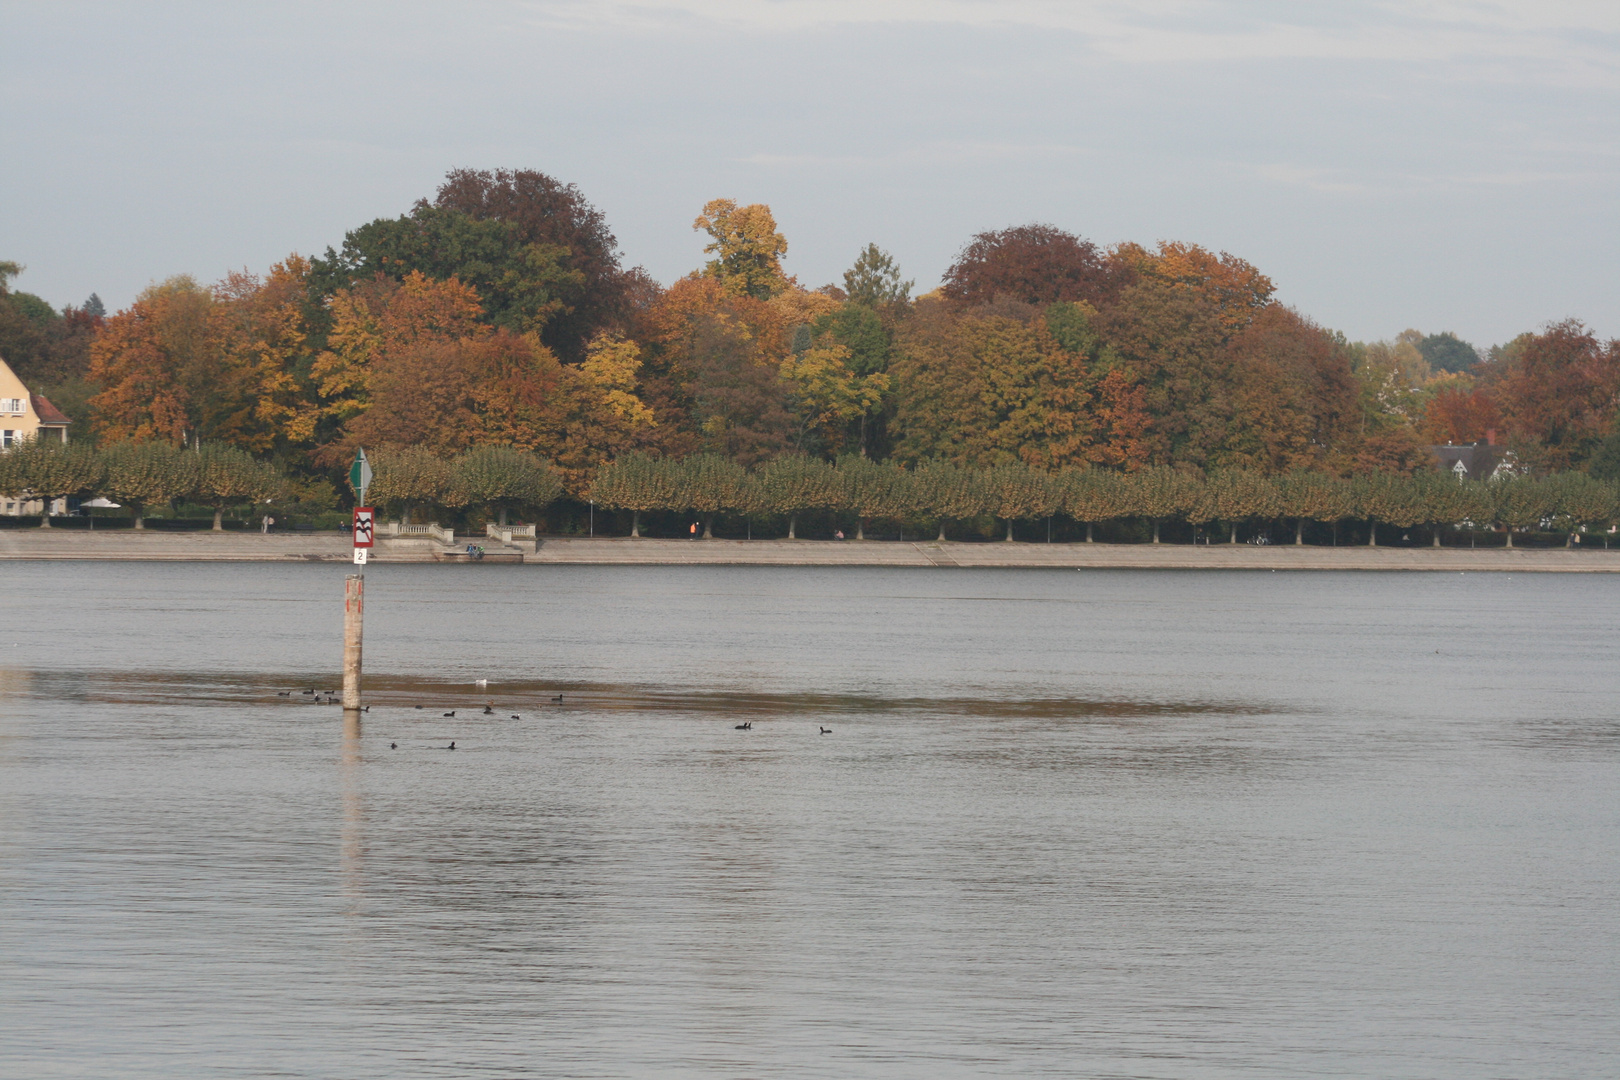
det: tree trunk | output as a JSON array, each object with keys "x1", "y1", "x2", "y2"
[
  {"x1": 1434, "y1": 529, "x2": 1442, "y2": 548},
  {"x1": 856, "y1": 518, "x2": 866, "y2": 541},
  {"x1": 1505, "y1": 529, "x2": 1514, "y2": 548},
  {"x1": 937, "y1": 521, "x2": 947, "y2": 542},
  {"x1": 1228, "y1": 521, "x2": 1238, "y2": 544},
  {"x1": 38, "y1": 504, "x2": 52, "y2": 528},
  {"x1": 213, "y1": 506, "x2": 224, "y2": 531},
  {"x1": 1152, "y1": 519, "x2": 1161, "y2": 544},
  {"x1": 133, "y1": 508, "x2": 145, "y2": 531},
  {"x1": 788, "y1": 515, "x2": 797, "y2": 540},
  {"x1": 630, "y1": 510, "x2": 641, "y2": 539},
  {"x1": 703, "y1": 515, "x2": 713, "y2": 539},
  {"x1": 1085, "y1": 521, "x2": 1094, "y2": 543},
  {"x1": 1005, "y1": 519, "x2": 1015, "y2": 542},
  {"x1": 498, "y1": 506, "x2": 508, "y2": 527},
  {"x1": 1368, "y1": 521, "x2": 1377, "y2": 546},
  {"x1": 1566, "y1": 531, "x2": 1575, "y2": 548},
  {"x1": 1295, "y1": 519, "x2": 1304, "y2": 545}
]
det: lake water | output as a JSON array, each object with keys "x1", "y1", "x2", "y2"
[{"x1": 1, "y1": 562, "x2": 1616, "y2": 1078}]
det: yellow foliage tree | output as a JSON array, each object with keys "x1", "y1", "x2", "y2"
[{"x1": 693, "y1": 198, "x2": 791, "y2": 300}]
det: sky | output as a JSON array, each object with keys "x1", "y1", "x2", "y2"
[{"x1": 2, "y1": 0, "x2": 1617, "y2": 349}]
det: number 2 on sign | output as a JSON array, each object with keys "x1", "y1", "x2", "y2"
[{"x1": 353, "y1": 548, "x2": 368, "y2": 565}]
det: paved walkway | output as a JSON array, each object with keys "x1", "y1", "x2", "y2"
[{"x1": 1, "y1": 530, "x2": 1616, "y2": 570}]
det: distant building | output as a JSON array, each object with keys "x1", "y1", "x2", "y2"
[
  {"x1": 0, "y1": 351, "x2": 74, "y2": 516},
  {"x1": 1430, "y1": 430, "x2": 1519, "y2": 481}
]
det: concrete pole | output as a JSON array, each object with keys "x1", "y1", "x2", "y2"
[{"x1": 343, "y1": 574, "x2": 364, "y2": 712}]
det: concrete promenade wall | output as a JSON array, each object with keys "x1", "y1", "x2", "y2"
[{"x1": 1, "y1": 529, "x2": 1618, "y2": 571}]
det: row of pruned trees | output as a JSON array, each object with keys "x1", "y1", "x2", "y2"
[
  {"x1": 588, "y1": 455, "x2": 1620, "y2": 546},
  {"x1": 366, "y1": 446, "x2": 563, "y2": 526},
  {"x1": 0, "y1": 440, "x2": 285, "y2": 529}
]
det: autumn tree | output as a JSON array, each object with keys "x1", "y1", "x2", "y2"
[
  {"x1": 941, "y1": 224, "x2": 1109, "y2": 308},
  {"x1": 366, "y1": 447, "x2": 465, "y2": 524},
  {"x1": 1487, "y1": 320, "x2": 1620, "y2": 471},
  {"x1": 89, "y1": 277, "x2": 215, "y2": 446},
  {"x1": 1419, "y1": 379, "x2": 1500, "y2": 445},
  {"x1": 1202, "y1": 469, "x2": 1283, "y2": 543},
  {"x1": 674, "y1": 452, "x2": 750, "y2": 537},
  {"x1": 693, "y1": 199, "x2": 791, "y2": 300}
]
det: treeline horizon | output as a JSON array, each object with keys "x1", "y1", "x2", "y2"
[{"x1": 3, "y1": 165, "x2": 1619, "y2": 512}]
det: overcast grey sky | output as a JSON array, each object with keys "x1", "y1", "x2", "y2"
[{"x1": 2, "y1": 1, "x2": 1616, "y2": 348}]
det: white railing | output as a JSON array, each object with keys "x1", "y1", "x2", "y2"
[
  {"x1": 383, "y1": 521, "x2": 454, "y2": 544},
  {"x1": 486, "y1": 523, "x2": 537, "y2": 544}
]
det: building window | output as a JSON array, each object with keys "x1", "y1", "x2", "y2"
[
  {"x1": 1, "y1": 399, "x2": 23, "y2": 414},
  {"x1": 1, "y1": 430, "x2": 13, "y2": 449}
]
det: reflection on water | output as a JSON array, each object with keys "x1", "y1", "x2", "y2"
[{"x1": 1, "y1": 563, "x2": 1617, "y2": 1078}]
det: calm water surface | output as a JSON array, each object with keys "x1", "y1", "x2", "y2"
[{"x1": 1, "y1": 563, "x2": 1616, "y2": 1078}]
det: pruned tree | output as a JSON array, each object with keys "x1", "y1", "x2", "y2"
[
  {"x1": 100, "y1": 441, "x2": 192, "y2": 530},
  {"x1": 1352, "y1": 472, "x2": 1425, "y2": 546},
  {"x1": 835, "y1": 455, "x2": 913, "y2": 540},
  {"x1": 455, "y1": 446, "x2": 563, "y2": 526},
  {"x1": 1277, "y1": 470, "x2": 1354, "y2": 545},
  {"x1": 1058, "y1": 467, "x2": 1127, "y2": 543},
  {"x1": 590, "y1": 452, "x2": 680, "y2": 538},
  {"x1": 675, "y1": 453, "x2": 750, "y2": 538},
  {"x1": 1490, "y1": 474, "x2": 1553, "y2": 548},
  {"x1": 367, "y1": 447, "x2": 465, "y2": 524},
  {"x1": 196, "y1": 444, "x2": 281, "y2": 531},
  {"x1": 1204, "y1": 469, "x2": 1282, "y2": 544},
  {"x1": 1123, "y1": 466, "x2": 1199, "y2": 544},
  {"x1": 912, "y1": 459, "x2": 989, "y2": 541},
  {"x1": 756, "y1": 454, "x2": 837, "y2": 539},
  {"x1": 2, "y1": 438, "x2": 103, "y2": 527},
  {"x1": 1549, "y1": 471, "x2": 1620, "y2": 546},
  {"x1": 985, "y1": 463, "x2": 1058, "y2": 542}
]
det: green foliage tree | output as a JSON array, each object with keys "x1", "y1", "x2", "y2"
[
  {"x1": 912, "y1": 459, "x2": 989, "y2": 541},
  {"x1": 100, "y1": 441, "x2": 192, "y2": 530},
  {"x1": 0, "y1": 438, "x2": 102, "y2": 527},
  {"x1": 1490, "y1": 474, "x2": 1553, "y2": 548},
  {"x1": 1415, "y1": 471, "x2": 1492, "y2": 547},
  {"x1": 986, "y1": 463, "x2": 1058, "y2": 542},
  {"x1": 1353, "y1": 472, "x2": 1426, "y2": 546},
  {"x1": 842, "y1": 243, "x2": 912, "y2": 307},
  {"x1": 755, "y1": 454, "x2": 837, "y2": 539},
  {"x1": 455, "y1": 445, "x2": 563, "y2": 526},
  {"x1": 1417, "y1": 332, "x2": 1479, "y2": 374},
  {"x1": 196, "y1": 443, "x2": 281, "y2": 530},
  {"x1": 1549, "y1": 471, "x2": 1619, "y2": 546},
  {"x1": 590, "y1": 452, "x2": 681, "y2": 538},
  {"x1": 1123, "y1": 466, "x2": 1199, "y2": 544},
  {"x1": 1276, "y1": 470, "x2": 1354, "y2": 545},
  {"x1": 1058, "y1": 467, "x2": 1127, "y2": 542},
  {"x1": 1204, "y1": 469, "x2": 1282, "y2": 543},
  {"x1": 836, "y1": 455, "x2": 913, "y2": 540},
  {"x1": 675, "y1": 453, "x2": 750, "y2": 538},
  {"x1": 367, "y1": 446, "x2": 465, "y2": 524}
]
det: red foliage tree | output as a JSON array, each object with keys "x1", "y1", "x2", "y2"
[
  {"x1": 1488, "y1": 319, "x2": 1620, "y2": 470},
  {"x1": 939, "y1": 224, "x2": 1110, "y2": 308}
]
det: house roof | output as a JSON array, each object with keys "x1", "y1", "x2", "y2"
[{"x1": 31, "y1": 395, "x2": 70, "y2": 425}]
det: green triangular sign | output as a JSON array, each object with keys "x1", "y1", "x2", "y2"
[{"x1": 350, "y1": 448, "x2": 373, "y2": 504}]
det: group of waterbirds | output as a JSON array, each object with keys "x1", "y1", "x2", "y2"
[{"x1": 734, "y1": 720, "x2": 833, "y2": 734}]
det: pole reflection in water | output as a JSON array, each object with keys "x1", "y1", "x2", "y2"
[{"x1": 340, "y1": 712, "x2": 364, "y2": 921}]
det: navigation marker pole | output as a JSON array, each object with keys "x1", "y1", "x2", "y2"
[{"x1": 344, "y1": 449, "x2": 375, "y2": 715}]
